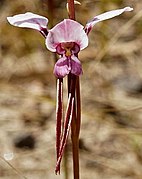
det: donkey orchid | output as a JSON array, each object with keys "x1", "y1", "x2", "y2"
[
  {"x1": 7, "y1": 6, "x2": 133, "y2": 174},
  {"x1": 7, "y1": 7, "x2": 133, "y2": 78}
]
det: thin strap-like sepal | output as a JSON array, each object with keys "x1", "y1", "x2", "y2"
[
  {"x1": 55, "y1": 93, "x2": 74, "y2": 174},
  {"x1": 56, "y1": 78, "x2": 63, "y2": 174}
]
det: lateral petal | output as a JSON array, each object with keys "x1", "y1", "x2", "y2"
[
  {"x1": 7, "y1": 12, "x2": 48, "y2": 35},
  {"x1": 85, "y1": 7, "x2": 133, "y2": 34}
]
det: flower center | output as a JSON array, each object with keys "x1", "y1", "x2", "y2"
[
  {"x1": 56, "y1": 42, "x2": 80, "y2": 56},
  {"x1": 61, "y1": 42, "x2": 74, "y2": 56}
]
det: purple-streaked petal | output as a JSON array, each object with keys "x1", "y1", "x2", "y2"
[
  {"x1": 85, "y1": 7, "x2": 133, "y2": 34},
  {"x1": 71, "y1": 55, "x2": 82, "y2": 76},
  {"x1": 7, "y1": 12, "x2": 48, "y2": 36},
  {"x1": 46, "y1": 19, "x2": 88, "y2": 52},
  {"x1": 54, "y1": 56, "x2": 70, "y2": 78}
]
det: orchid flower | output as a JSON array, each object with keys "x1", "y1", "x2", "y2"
[
  {"x1": 7, "y1": 6, "x2": 133, "y2": 174},
  {"x1": 7, "y1": 7, "x2": 133, "y2": 78}
]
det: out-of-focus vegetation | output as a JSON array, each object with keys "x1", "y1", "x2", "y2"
[{"x1": 0, "y1": 0, "x2": 142, "y2": 179}]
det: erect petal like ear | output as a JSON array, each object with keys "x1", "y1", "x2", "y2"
[
  {"x1": 7, "y1": 12, "x2": 48, "y2": 36},
  {"x1": 54, "y1": 56, "x2": 70, "y2": 78},
  {"x1": 46, "y1": 19, "x2": 88, "y2": 52},
  {"x1": 84, "y1": 7, "x2": 133, "y2": 34},
  {"x1": 71, "y1": 55, "x2": 82, "y2": 76}
]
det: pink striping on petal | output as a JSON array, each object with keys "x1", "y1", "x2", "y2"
[
  {"x1": 46, "y1": 19, "x2": 88, "y2": 52},
  {"x1": 7, "y1": 12, "x2": 48, "y2": 33},
  {"x1": 85, "y1": 7, "x2": 133, "y2": 34},
  {"x1": 54, "y1": 56, "x2": 70, "y2": 78},
  {"x1": 71, "y1": 55, "x2": 82, "y2": 76}
]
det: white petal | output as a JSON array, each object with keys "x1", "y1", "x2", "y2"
[
  {"x1": 85, "y1": 7, "x2": 133, "y2": 34},
  {"x1": 7, "y1": 12, "x2": 48, "y2": 31}
]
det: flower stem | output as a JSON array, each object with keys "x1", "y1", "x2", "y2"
[
  {"x1": 68, "y1": 74, "x2": 80, "y2": 179},
  {"x1": 67, "y1": 0, "x2": 75, "y2": 20},
  {"x1": 67, "y1": 1, "x2": 81, "y2": 179},
  {"x1": 64, "y1": 146, "x2": 69, "y2": 179},
  {"x1": 67, "y1": 74, "x2": 79, "y2": 179},
  {"x1": 76, "y1": 76, "x2": 81, "y2": 138},
  {"x1": 71, "y1": 128, "x2": 79, "y2": 179}
]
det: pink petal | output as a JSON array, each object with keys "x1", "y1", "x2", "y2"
[
  {"x1": 54, "y1": 56, "x2": 70, "y2": 78},
  {"x1": 46, "y1": 19, "x2": 88, "y2": 52},
  {"x1": 7, "y1": 12, "x2": 48, "y2": 33},
  {"x1": 85, "y1": 7, "x2": 133, "y2": 34},
  {"x1": 71, "y1": 55, "x2": 82, "y2": 76}
]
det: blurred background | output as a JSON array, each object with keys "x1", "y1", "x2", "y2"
[{"x1": 0, "y1": 0, "x2": 142, "y2": 178}]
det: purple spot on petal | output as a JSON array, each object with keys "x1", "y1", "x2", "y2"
[
  {"x1": 87, "y1": 17, "x2": 99, "y2": 24},
  {"x1": 93, "y1": 17, "x2": 100, "y2": 22},
  {"x1": 40, "y1": 27, "x2": 48, "y2": 37}
]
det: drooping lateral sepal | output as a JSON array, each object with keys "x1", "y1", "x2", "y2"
[
  {"x1": 56, "y1": 78, "x2": 63, "y2": 174},
  {"x1": 55, "y1": 93, "x2": 74, "y2": 174}
]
